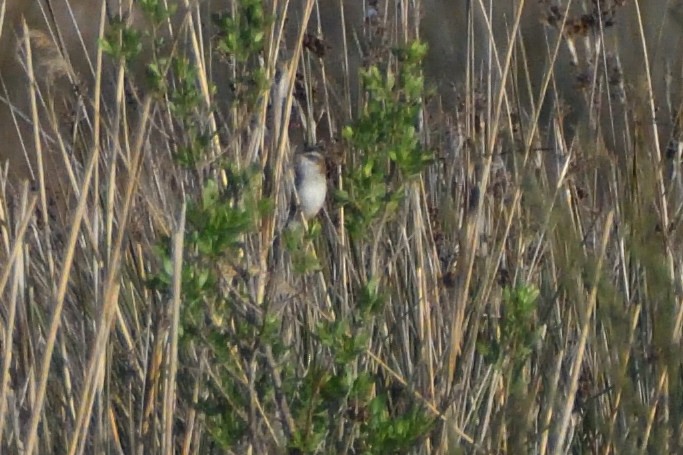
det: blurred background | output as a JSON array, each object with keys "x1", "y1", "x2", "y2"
[{"x1": 2, "y1": 1, "x2": 683, "y2": 181}]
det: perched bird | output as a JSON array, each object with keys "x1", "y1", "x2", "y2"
[{"x1": 289, "y1": 148, "x2": 327, "y2": 224}]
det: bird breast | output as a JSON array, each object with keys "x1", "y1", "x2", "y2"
[{"x1": 296, "y1": 158, "x2": 327, "y2": 219}]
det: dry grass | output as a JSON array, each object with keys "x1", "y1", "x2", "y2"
[{"x1": 1, "y1": 0, "x2": 683, "y2": 454}]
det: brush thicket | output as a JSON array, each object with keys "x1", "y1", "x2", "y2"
[{"x1": 1, "y1": 0, "x2": 682, "y2": 454}]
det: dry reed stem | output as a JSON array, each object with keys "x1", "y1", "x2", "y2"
[
  {"x1": 162, "y1": 201, "x2": 185, "y2": 454},
  {"x1": 20, "y1": 2, "x2": 108, "y2": 449},
  {"x1": 447, "y1": 0, "x2": 527, "y2": 392},
  {"x1": 554, "y1": 210, "x2": 614, "y2": 454},
  {"x1": 66, "y1": 95, "x2": 152, "y2": 455},
  {"x1": 180, "y1": 0, "x2": 221, "y2": 158},
  {"x1": 0, "y1": 192, "x2": 37, "y2": 441},
  {"x1": 603, "y1": 303, "x2": 641, "y2": 455},
  {"x1": 257, "y1": 0, "x2": 315, "y2": 309},
  {"x1": 1, "y1": 1, "x2": 682, "y2": 453}
]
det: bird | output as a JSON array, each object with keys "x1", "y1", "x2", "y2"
[{"x1": 289, "y1": 148, "x2": 327, "y2": 224}]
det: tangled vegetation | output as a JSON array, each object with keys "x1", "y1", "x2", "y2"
[{"x1": 1, "y1": 0, "x2": 683, "y2": 454}]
